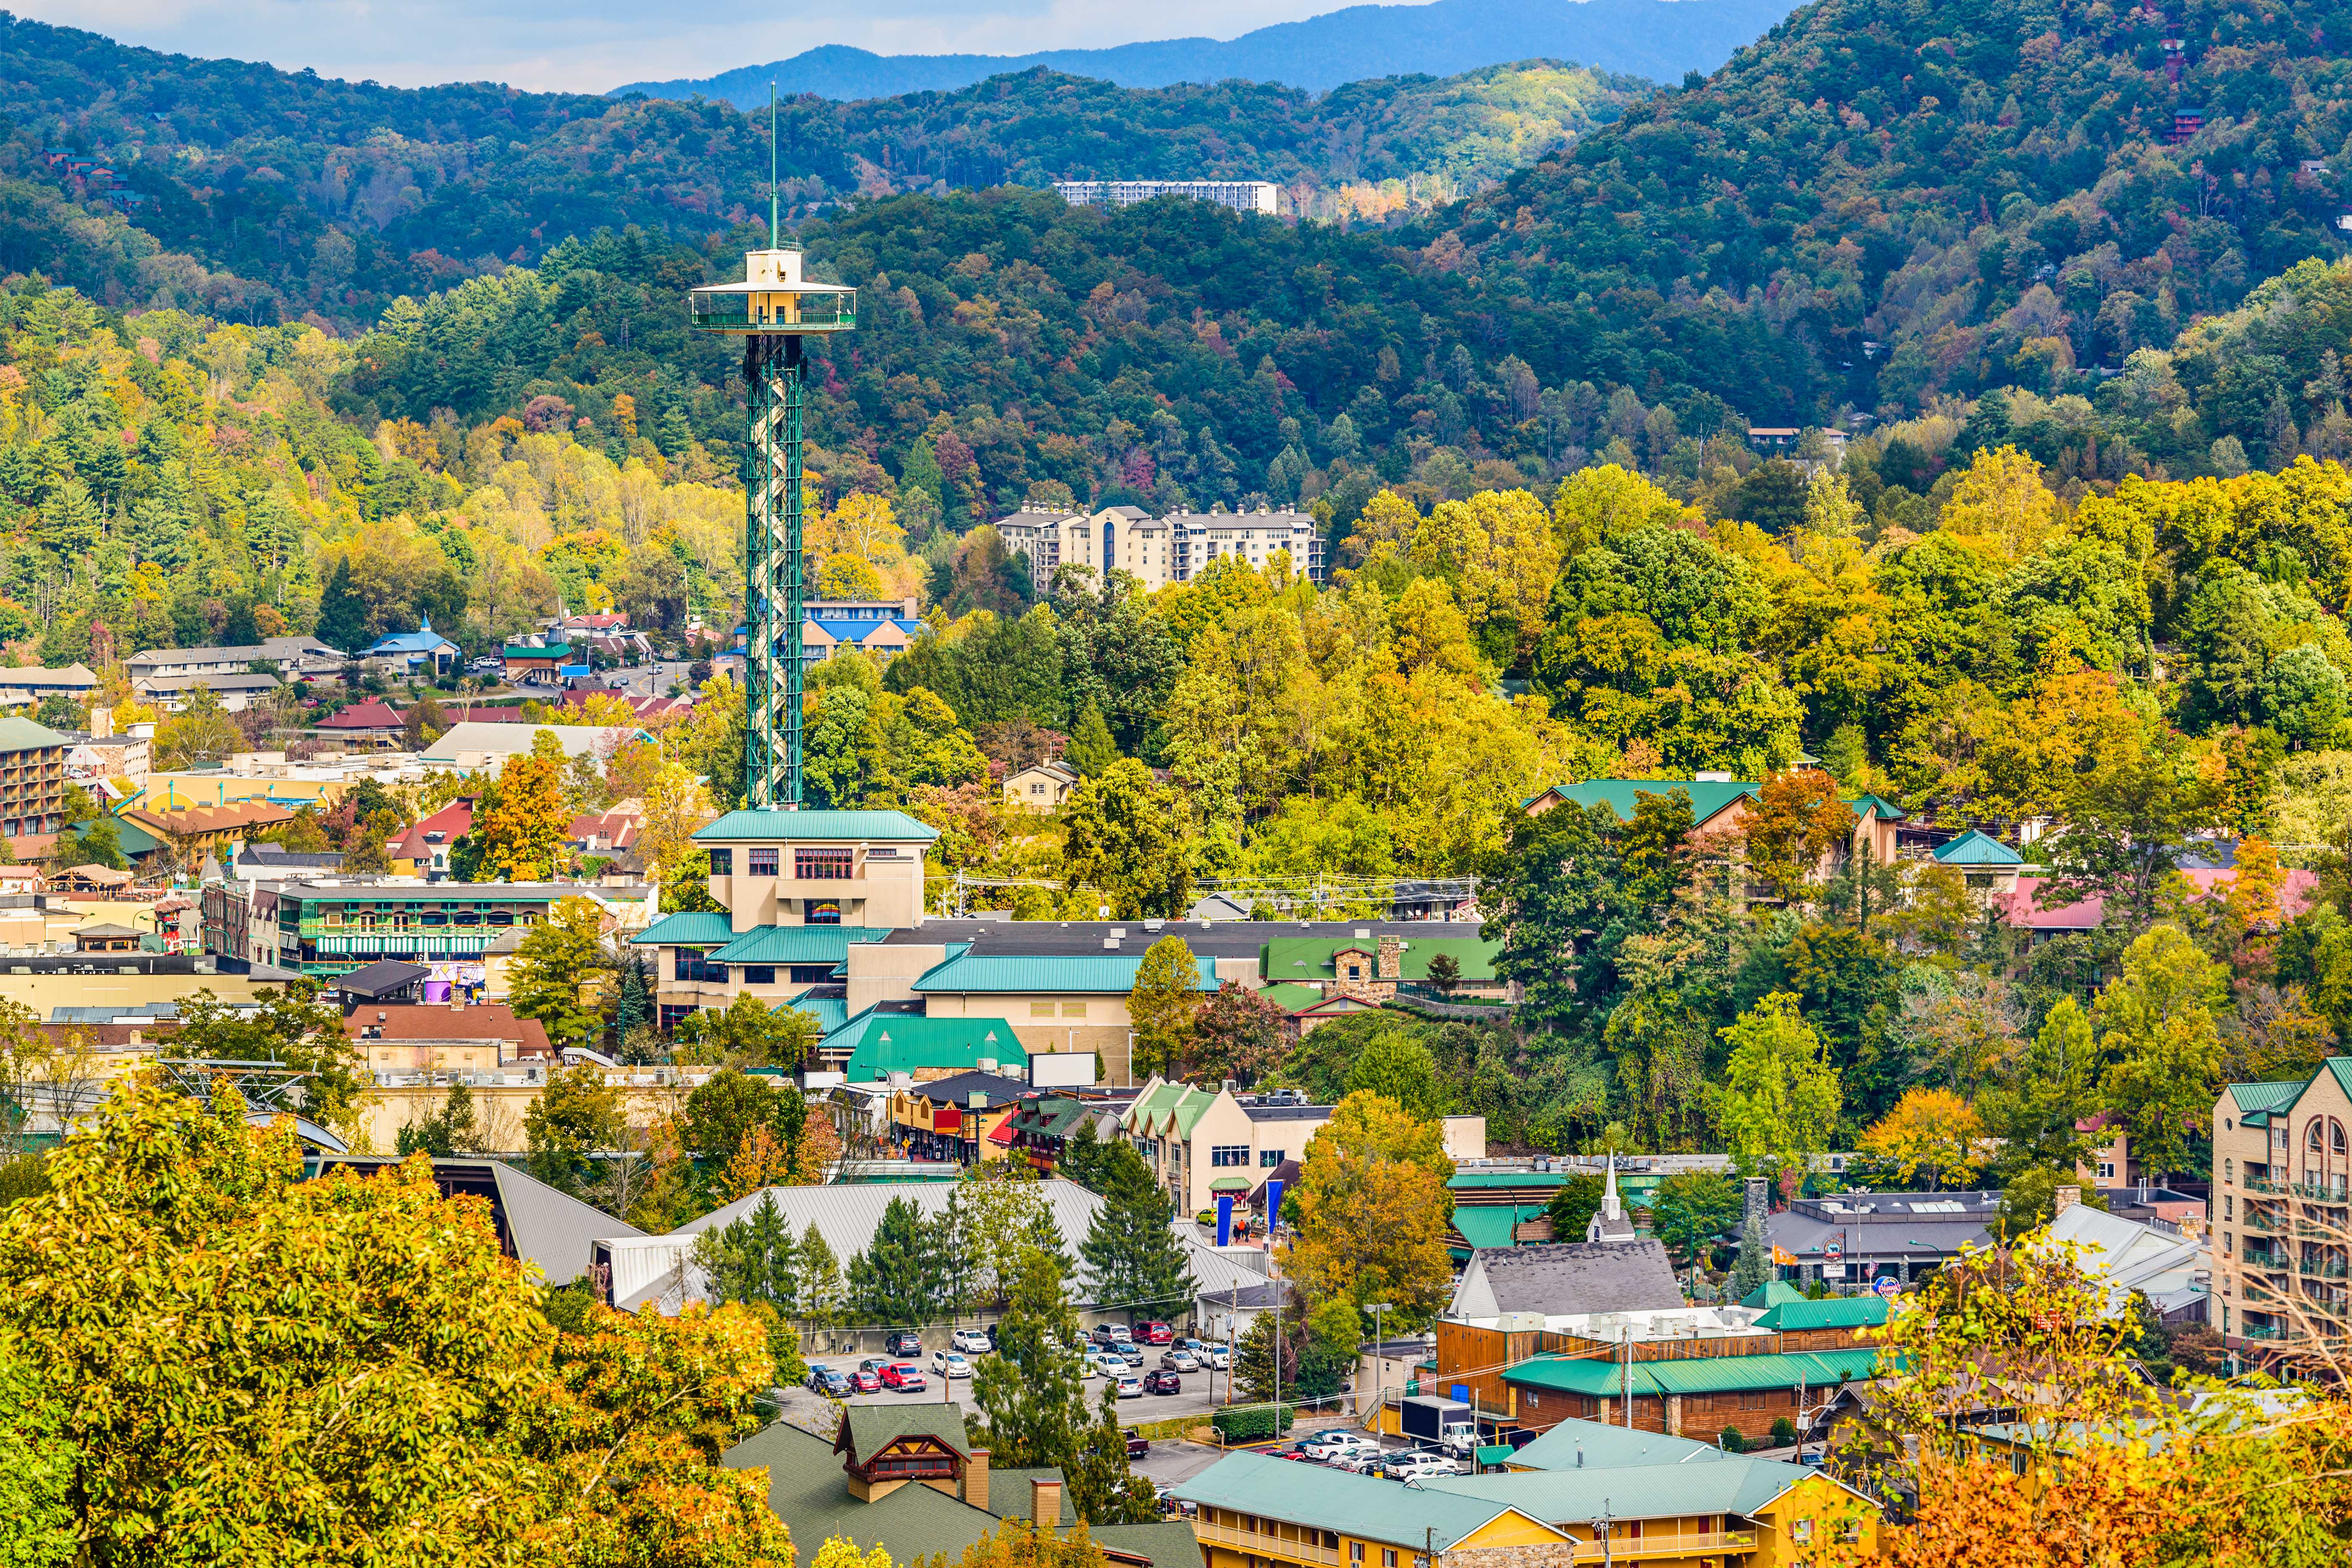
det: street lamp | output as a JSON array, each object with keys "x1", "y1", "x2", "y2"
[
  {"x1": 1905, "y1": 1239, "x2": 1950, "y2": 1283},
  {"x1": 1367, "y1": 1302, "x2": 1393, "y2": 1426}
]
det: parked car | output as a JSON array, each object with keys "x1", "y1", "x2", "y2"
[
  {"x1": 1110, "y1": 1344, "x2": 1147, "y2": 1369},
  {"x1": 1205, "y1": 1345, "x2": 1231, "y2": 1370},
  {"x1": 1275, "y1": 1445, "x2": 1318, "y2": 1463},
  {"x1": 1382, "y1": 1453, "x2": 1462, "y2": 1481},
  {"x1": 1092, "y1": 1323, "x2": 1134, "y2": 1348},
  {"x1": 885, "y1": 1331, "x2": 924, "y2": 1357},
  {"x1": 1139, "y1": 1321, "x2": 1174, "y2": 1345},
  {"x1": 1115, "y1": 1373, "x2": 1144, "y2": 1399},
  {"x1": 878, "y1": 1363, "x2": 927, "y2": 1392},
  {"x1": 1143, "y1": 1369, "x2": 1182, "y2": 1395},
  {"x1": 1175, "y1": 1337, "x2": 1205, "y2": 1356},
  {"x1": 1327, "y1": 1451, "x2": 1386, "y2": 1475},
  {"x1": 950, "y1": 1327, "x2": 992, "y2": 1355},
  {"x1": 1302, "y1": 1432, "x2": 1377, "y2": 1458},
  {"x1": 930, "y1": 1350, "x2": 973, "y2": 1379},
  {"x1": 1125, "y1": 1428, "x2": 1150, "y2": 1458},
  {"x1": 1159, "y1": 1349, "x2": 1199, "y2": 1372},
  {"x1": 807, "y1": 1366, "x2": 853, "y2": 1397},
  {"x1": 858, "y1": 1357, "x2": 893, "y2": 1376},
  {"x1": 847, "y1": 1368, "x2": 882, "y2": 1393}
]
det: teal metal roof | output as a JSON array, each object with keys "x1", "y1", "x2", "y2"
[
  {"x1": 1424, "y1": 1455, "x2": 1831, "y2": 1521},
  {"x1": 1169, "y1": 1452, "x2": 1556, "y2": 1552},
  {"x1": 1261, "y1": 935, "x2": 1502, "y2": 983},
  {"x1": 633, "y1": 911, "x2": 738, "y2": 947},
  {"x1": 694, "y1": 809, "x2": 938, "y2": 842},
  {"x1": 707, "y1": 925, "x2": 891, "y2": 964},
  {"x1": 791, "y1": 994, "x2": 849, "y2": 1033},
  {"x1": 1450, "y1": 1171, "x2": 1570, "y2": 1190},
  {"x1": 1740, "y1": 1280, "x2": 1807, "y2": 1309},
  {"x1": 911, "y1": 953, "x2": 1217, "y2": 994},
  {"x1": 1932, "y1": 829, "x2": 2023, "y2": 867},
  {"x1": 2227, "y1": 1079, "x2": 2308, "y2": 1120},
  {"x1": 1845, "y1": 794, "x2": 1908, "y2": 822},
  {"x1": 821, "y1": 1009, "x2": 1031, "y2": 1079},
  {"x1": 1451, "y1": 1204, "x2": 1546, "y2": 1250},
  {"x1": 1502, "y1": 1348, "x2": 1881, "y2": 1399},
  {"x1": 1506, "y1": 1418, "x2": 1728, "y2": 1473},
  {"x1": 0, "y1": 716, "x2": 70, "y2": 753},
  {"x1": 1754, "y1": 1295, "x2": 1890, "y2": 1332},
  {"x1": 1527, "y1": 779, "x2": 1759, "y2": 825}
]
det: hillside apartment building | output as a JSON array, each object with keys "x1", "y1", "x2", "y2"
[{"x1": 991, "y1": 503, "x2": 1324, "y2": 595}]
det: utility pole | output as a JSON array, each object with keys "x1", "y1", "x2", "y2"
[
  {"x1": 1591, "y1": 1503, "x2": 1614, "y2": 1568},
  {"x1": 1368, "y1": 1301, "x2": 1391, "y2": 1427}
]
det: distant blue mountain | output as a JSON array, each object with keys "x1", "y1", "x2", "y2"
[{"x1": 611, "y1": 0, "x2": 1799, "y2": 103}]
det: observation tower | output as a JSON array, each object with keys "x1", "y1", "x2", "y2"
[{"x1": 688, "y1": 90, "x2": 856, "y2": 806}]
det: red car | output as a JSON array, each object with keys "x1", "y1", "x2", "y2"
[
  {"x1": 879, "y1": 1362, "x2": 927, "y2": 1392},
  {"x1": 1143, "y1": 1370, "x2": 1182, "y2": 1395},
  {"x1": 847, "y1": 1368, "x2": 882, "y2": 1393},
  {"x1": 1139, "y1": 1321, "x2": 1173, "y2": 1345}
]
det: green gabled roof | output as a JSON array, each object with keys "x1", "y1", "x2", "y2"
[
  {"x1": 842, "y1": 1403, "x2": 971, "y2": 1461},
  {"x1": 1754, "y1": 1295, "x2": 1890, "y2": 1332},
  {"x1": 1503, "y1": 1348, "x2": 1881, "y2": 1398},
  {"x1": 823, "y1": 1010, "x2": 1030, "y2": 1080},
  {"x1": 791, "y1": 994, "x2": 849, "y2": 1033},
  {"x1": 1007, "y1": 1096, "x2": 1089, "y2": 1138},
  {"x1": 912, "y1": 953, "x2": 1217, "y2": 995},
  {"x1": 707, "y1": 924, "x2": 892, "y2": 964},
  {"x1": 1741, "y1": 1280, "x2": 1809, "y2": 1310},
  {"x1": 1170, "y1": 1452, "x2": 1556, "y2": 1552},
  {"x1": 1845, "y1": 794, "x2": 1908, "y2": 822},
  {"x1": 2227, "y1": 1078, "x2": 2310, "y2": 1122},
  {"x1": 1256, "y1": 981, "x2": 1329, "y2": 1012},
  {"x1": 0, "y1": 716, "x2": 69, "y2": 753},
  {"x1": 1506, "y1": 1417, "x2": 1729, "y2": 1472},
  {"x1": 1259, "y1": 934, "x2": 1503, "y2": 983},
  {"x1": 1125, "y1": 1079, "x2": 1220, "y2": 1138},
  {"x1": 694, "y1": 808, "x2": 938, "y2": 842},
  {"x1": 1932, "y1": 829, "x2": 2023, "y2": 867},
  {"x1": 1524, "y1": 779, "x2": 1761, "y2": 825},
  {"x1": 633, "y1": 911, "x2": 738, "y2": 947}
]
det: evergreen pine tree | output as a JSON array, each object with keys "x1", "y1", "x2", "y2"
[
  {"x1": 315, "y1": 556, "x2": 367, "y2": 651},
  {"x1": 847, "y1": 1195, "x2": 941, "y2": 1328},
  {"x1": 220, "y1": 596, "x2": 261, "y2": 647},
  {"x1": 1063, "y1": 1380, "x2": 1162, "y2": 1525},
  {"x1": 1066, "y1": 700, "x2": 1117, "y2": 777},
  {"x1": 128, "y1": 460, "x2": 194, "y2": 569},
  {"x1": 1730, "y1": 1210, "x2": 1770, "y2": 1301},
  {"x1": 798, "y1": 1221, "x2": 845, "y2": 1330},
  {"x1": 968, "y1": 1245, "x2": 1090, "y2": 1468},
  {"x1": 35, "y1": 478, "x2": 101, "y2": 560},
  {"x1": 695, "y1": 1190, "x2": 799, "y2": 1313},
  {"x1": 1956, "y1": 388, "x2": 2012, "y2": 461},
  {"x1": 1076, "y1": 1143, "x2": 1195, "y2": 1329}
]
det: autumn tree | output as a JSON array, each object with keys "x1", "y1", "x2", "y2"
[
  {"x1": 2092, "y1": 924, "x2": 2229, "y2": 1180},
  {"x1": 1061, "y1": 759, "x2": 1193, "y2": 918},
  {"x1": 0, "y1": 1081, "x2": 790, "y2": 1566},
  {"x1": 1743, "y1": 767, "x2": 1853, "y2": 902},
  {"x1": 1284, "y1": 1090, "x2": 1455, "y2": 1329},
  {"x1": 1190, "y1": 980, "x2": 1289, "y2": 1086},
  {"x1": 1126, "y1": 935, "x2": 1200, "y2": 1080},
  {"x1": 467, "y1": 734, "x2": 575, "y2": 881},
  {"x1": 1859, "y1": 1088, "x2": 1984, "y2": 1190}
]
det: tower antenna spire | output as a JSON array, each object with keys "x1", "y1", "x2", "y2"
[{"x1": 769, "y1": 82, "x2": 780, "y2": 248}]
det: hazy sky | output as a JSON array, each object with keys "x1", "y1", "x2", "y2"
[{"x1": 25, "y1": 0, "x2": 1352, "y2": 92}]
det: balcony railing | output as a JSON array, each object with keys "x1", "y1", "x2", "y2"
[
  {"x1": 689, "y1": 291, "x2": 857, "y2": 333},
  {"x1": 1191, "y1": 1521, "x2": 1340, "y2": 1566},
  {"x1": 2244, "y1": 1175, "x2": 2288, "y2": 1194},
  {"x1": 2300, "y1": 1258, "x2": 2351, "y2": 1279}
]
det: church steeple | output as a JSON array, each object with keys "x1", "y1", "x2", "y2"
[{"x1": 1586, "y1": 1150, "x2": 1638, "y2": 1243}]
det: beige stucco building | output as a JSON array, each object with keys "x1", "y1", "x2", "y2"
[{"x1": 2213, "y1": 1062, "x2": 2352, "y2": 1353}]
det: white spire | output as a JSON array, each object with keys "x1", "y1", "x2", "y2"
[{"x1": 1602, "y1": 1150, "x2": 1622, "y2": 1219}]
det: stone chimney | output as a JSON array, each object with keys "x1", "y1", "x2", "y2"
[
  {"x1": 2054, "y1": 1185, "x2": 2080, "y2": 1216},
  {"x1": 1375, "y1": 935, "x2": 1402, "y2": 980},
  {"x1": 963, "y1": 1448, "x2": 990, "y2": 1511},
  {"x1": 1029, "y1": 1476, "x2": 1062, "y2": 1530}
]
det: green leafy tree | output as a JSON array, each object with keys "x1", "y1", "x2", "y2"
[
  {"x1": 1712, "y1": 993, "x2": 1841, "y2": 1187},
  {"x1": 173, "y1": 985, "x2": 366, "y2": 1134},
  {"x1": 315, "y1": 556, "x2": 368, "y2": 650},
  {"x1": 676, "y1": 992, "x2": 821, "y2": 1068},
  {"x1": 397, "y1": 1083, "x2": 481, "y2": 1156},
  {"x1": 682, "y1": 1068, "x2": 810, "y2": 1183},
  {"x1": 1127, "y1": 935, "x2": 1200, "y2": 1080},
  {"x1": 798, "y1": 1221, "x2": 846, "y2": 1328},
  {"x1": 1979, "y1": 997, "x2": 2101, "y2": 1177},
  {"x1": 1066, "y1": 700, "x2": 1118, "y2": 777},
  {"x1": 691, "y1": 1190, "x2": 808, "y2": 1386},
  {"x1": 1544, "y1": 1172, "x2": 1605, "y2": 1241},
  {"x1": 1064, "y1": 1379, "x2": 1162, "y2": 1525},
  {"x1": 1190, "y1": 980, "x2": 1289, "y2": 1087},
  {"x1": 1644, "y1": 1171, "x2": 1742, "y2": 1267},
  {"x1": 1492, "y1": 800, "x2": 1627, "y2": 1026},
  {"x1": 508, "y1": 896, "x2": 609, "y2": 1051},
  {"x1": 0, "y1": 1338, "x2": 74, "y2": 1568},
  {"x1": 524, "y1": 1064, "x2": 627, "y2": 1203},
  {"x1": 1345, "y1": 1028, "x2": 1448, "y2": 1120},
  {"x1": 1061, "y1": 758, "x2": 1194, "y2": 918},
  {"x1": 2092, "y1": 924, "x2": 2230, "y2": 1180}
]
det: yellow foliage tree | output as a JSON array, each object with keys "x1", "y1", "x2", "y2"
[
  {"x1": 1937, "y1": 445, "x2": 2064, "y2": 562},
  {"x1": 1858, "y1": 1088, "x2": 1984, "y2": 1190},
  {"x1": 1284, "y1": 1090, "x2": 1455, "y2": 1328}
]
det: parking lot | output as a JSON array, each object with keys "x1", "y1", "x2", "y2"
[{"x1": 805, "y1": 1347, "x2": 1243, "y2": 1426}]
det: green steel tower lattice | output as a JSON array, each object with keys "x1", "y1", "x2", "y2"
[{"x1": 687, "y1": 85, "x2": 856, "y2": 806}]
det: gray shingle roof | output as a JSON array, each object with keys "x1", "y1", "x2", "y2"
[{"x1": 1452, "y1": 1239, "x2": 1684, "y2": 1319}]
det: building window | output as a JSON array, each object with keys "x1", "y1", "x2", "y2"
[
  {"x1": 1383, "y1": 1551, "x2": 1396, "y2": 1566},
  {"x1": 748, "y1": 848, "x2": 780, "y2": 876},
  {"x1": 2225, "y1": 1196, "x2": 2234, "y2": 1220},
  {"x1": 2225, "y1": 1159, "x2": 2234, "y2": 1183},
  {"x1": 805, "y1": 901, "x2": 843, "y2": 925},
  {"x1": 742, "y1": 965, "x2": 776, "y2": 985},
  {"x1": 1031, "y1": 1002, "x2": 1057, "y2": 1018},
  {"x1": 789, "y1": 964, "x2": 834, "y2": 983},
  {"x1": 1351, "y1": 1548, "x2": 1363, "y2": 1564},
  {"x1": 1211, "y1": 1146, "x2": 1250, "y2": 1167},
  {"x1": 675, "y1": 948, "x2": 728, "y2": 984},
  {"x1": 1061, "y1": 1001, "x2": 1087, "y2": 1018},
  {"x1": 797, "y1": 848, "x2": 853, "y2": 879},
  {"x1": 2097, "y1": 1162, "x2": 2115, "y2": 1180},
  {"x1": 1261, "y1": 1149, "x2": 1285, "y2": 1167},
  {"x1": 708, "y1": 847, "x2": 733, "y2": 877}
]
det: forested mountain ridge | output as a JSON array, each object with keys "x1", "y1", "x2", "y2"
[
  {"x1": 0, "y1": 12, "x2": 1643, "y2": 333},
  {"x1": 612, "y1": 0, "x2": 1791, "y2": 101},
  {"x1": 1430, "y1": 0, "x2": 2352, "y2": 423}
]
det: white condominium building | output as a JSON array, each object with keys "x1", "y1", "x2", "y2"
[
  {"x1": 991, "y1": 505, "x2": 1323, "y2": 595},
  {"x1": 1053, "y1": 181, "x2": 1280, "y2": 216}
]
